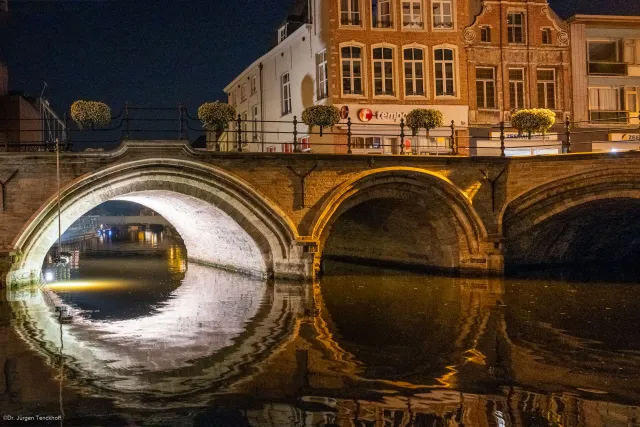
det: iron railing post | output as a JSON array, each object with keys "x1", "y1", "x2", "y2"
[
  {"x1": 449, "y1": 120, "x2": 456, "y2": 154},
  {"x1": 236, "y1": 114, "x2": 243, "y2": 152},
  {"x1": 500, "y1": 121, "x2": 506, "y2": 157},
  {"x1": 293, "y1": 116, "x2": 299, "y2": 153},
  {"x1": 347, "y1": 117, "x2": 353, "y2": 154},
  {"x1": 400, "y1": 118, "x2": 406, "y2": 155},
  {"x1": 564, "y1": 116, "x2": 572, "y2": 154}
]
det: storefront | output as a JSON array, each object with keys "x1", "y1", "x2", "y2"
[
  {"x1": 471, "y1": 132, "x2": 562, "y2": 157},
  {"x1": 335, "y1": 104, "x2": 469, "y2": 155},
  {"x1": 591, "y1": 133, "x2": 640, "y2": 152}
]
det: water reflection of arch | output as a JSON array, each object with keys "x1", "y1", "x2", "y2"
[{"x1": 9, "y1": 264, "x2": 311, "y2": 407}]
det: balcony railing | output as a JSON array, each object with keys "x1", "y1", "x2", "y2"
[
  {"x1": 588, "y1": 62, "x2": 628, "y2": 76},
  {"x1": 589, "y1": 110, "x2": 630, "y2": 124},
  {"x1": 372, "y1": 18, "x2": 393, "y2": 28},
  {"x1": 433, "y1": 21, "x2": 453, "y2": 29}
]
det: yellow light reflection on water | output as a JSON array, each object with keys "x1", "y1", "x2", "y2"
[{"x1": 44, "y1": 279, "x2": 138, "y2": 292}]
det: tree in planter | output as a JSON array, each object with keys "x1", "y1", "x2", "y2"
[
  {"x1": 301, "y1": 105, "x2": 341, "y2": 135},
  {"x1": 198, "y1": 102, "x2": 237, "y2": 150},
  {"x1": 70, "y1": 101, "x2": 111, "y2": 129},
  {"x1": 510, "y1": 108, "x2": 556, "y2": 139},
  {"x1": 405, "y1": 109, "x2": 444, "y2": 152}
]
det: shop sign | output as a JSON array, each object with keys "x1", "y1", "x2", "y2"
[{"x1": 609, "y1": 133, "x2": 640, "y2": 141}]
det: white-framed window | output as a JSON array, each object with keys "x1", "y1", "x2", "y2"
[
  {"x1": 432, "y1": 0, "x2": 453, "y2": 29},
  {"x1": 241, "y1": 83, "x2": 247, "y2": 101},
  {"x1": 231, "y1": 91, "x2": 237, "y2": 106},
  {"x1": 340, "y1": 0, "x2": 361, "y2": 26},
  {"x1": 252, "y1": 105, "x2": 259, "y2": 140},
  {"x1": 507, "y1": 12, "x2": 525, "y2": 44},
  {"x1": 267, "y1": 146, "x2": 277, "y2": 153},
  {"x1": 372, "y1": 46, "x2": 395, "y2": 96},
  {"x1": 316, "y1": 50, "x2": 329, "y2": 100},
  {"x1": 509, "y1": 68, "x2": 525, "y2": 110},
  {"x1": 283, "y1": 142, "x2": 294, "y2": 153},
  {"x1": 476, "y1": 67, "x2": 496, "y2": 109},
  {"x1": 541, "y1": 28, "x2": 552, "y2": 45},
  {"x1": 341, "y1": 45, "x2": 364, "y2": 96},
  {"x1": 403, "y1": 47, "x2": 426, "y2": 97},
  {"x1": 281, "y1": 72, "x2": 292, "y2": 116},
  {"x1": 298, "y1": 136, "x2": 311, "y2": 152},
  {"x1": 241, "y1": 111, "x2": 248, "y2": 142},
  {"x1": 589, "y1": 86, "x2": 627, "y2": 124},
  {"x1": 480, "y1": 26, "x2": 491, "y2": 42},
  {"x1": 372, "y1": 0, "x2": 392, "y2": 28},
  {"x1": 402, "y1": 1, "x2": 423, "y2": 29},
  {"x1": 434, "y1": 47, "x2": 456, "y2": 97},
  {"x1": 250, "y1": 75, "x2": 257, "y2": 95},
  {"x1": 537, "y1": 68, "x2": 556, "y2": 109},
  {"x1": 278, "y1": 25, "x2": 288, "y2": 43}
]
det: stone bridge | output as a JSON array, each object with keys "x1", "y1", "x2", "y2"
[{"x1": 1, "y1": 140, "x2": 640, "y2": 286}]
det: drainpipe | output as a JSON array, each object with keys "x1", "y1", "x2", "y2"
[{"x1": 259, "y1": 62, "x2": 265, "y2": 153}]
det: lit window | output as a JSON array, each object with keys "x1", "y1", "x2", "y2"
[
  {"x1": 372, "y1": 0, "x2": 392, "y2": 28},
  {"x1": 373, "y1": 47, "x2": 394, "y2": 96},
  {"x1": 298, "y1": 136, "x2": 311, "y2": 152},
  {"x1": 589, "y1": 87, "x2": 626, "y2": 124},
  {"x1": 316, "y1": 50, "x2": 329, "y2": 100},
  {"x1": 341, "y1": 45, "x2": 363, "y2": 95},
  {"x1": 267, "y1": 146, "x2": 277, "y2": 153},
  {"x1": 509, "y1": 68, "x2": 525, "y2": 110},
  {"x1": 537, "y1": 69, "x2": 556, "y2": 109},
  {"x1": 432, "y1": 0, "x2": 453, "y2": 29},
  {"x1": 402, "y1": 1, "x2": 423, "y2": 29},
  {"x1": 340, "y1": 0, "x2": 361, "y2": 26},
  {"x1": 481, "y1": 26, "x2": 491, "y2": 42},
  {"x1": 281, "y1": 73, "x2": 292, "y2": 115},
  {"x1": 404, "y1": 47, "x2": 425, "y2": 96},
  {"x1": 434, "y1": 47, "x2": 456, "y2": 97},
  {"x1": 476, "y1": 67, "x2": 496, "y2": 109},
  {"x1": 507, "y1": 12, "x2": 525, "y2": 43},
  {"x1": 283, "y1": 143, "x2": 294, "y2": 153},
  {"x1": 542, "y1": 28, "x2": 552, "y2": 45}
]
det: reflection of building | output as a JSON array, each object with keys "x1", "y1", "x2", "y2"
[{"x1": 568, "y1": 15, "x2": 640, "y2": 152}]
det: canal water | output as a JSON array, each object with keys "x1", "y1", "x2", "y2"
[{"x1": 1, "y1": 228, "x2": 640, "y2": 426}]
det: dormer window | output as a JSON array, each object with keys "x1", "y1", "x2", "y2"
[{"x1": 278, "y1": 24, "x2": 288, "y2": 44}]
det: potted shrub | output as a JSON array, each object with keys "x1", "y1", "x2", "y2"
[
  {"x1": 197, "y1": 101, "x2": 236, "y2": 131},
  {"x1": 301, "y1": 105, "x2": 341, "y2": 133},
  {"x1": 510, "y1": 108, "x2": 556, "y2": 139},
  {"x1": 70, "y1": 100, "x2": 111, "y2": 129}
]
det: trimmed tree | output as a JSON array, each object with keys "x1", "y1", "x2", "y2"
[
  {"x1": 510, "y1": 108, "x2": 556, "y2": 139},
  {"x1": 405, "y1": 108, "x2": 444, "y2": 138},
  {"x1": 301, "y1": 105, "x2": 341, "y2": 132},
  {"x1": 70, "y1": 101, "x2": 111, "y2": 129},
  {"x1": 197, "y1": 101, "x2": 236, "y2": 131}
]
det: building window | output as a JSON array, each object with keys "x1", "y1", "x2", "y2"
[
  {"x1": 267, "y1": 146, "x2": 277, "y2": 153},
  {"x1": 537, "y1": 69, "x2": 556, "y2": 109},
  {"x1": 298, "y1": 136, "x2": 311, "y2": 152},
  {"x1": 231, "y1": 91, "x2": 237, "y2": 106},
  {"x1": 588, "y1": 40, "x2": 626, "y2": 75},
  {"x1": 241, "y1": 84, "x2": 247, "y2": 102},
  {"x1": 480, "y1": 26, "x2": 491, "y2": 42},
  {"x1": 404, "y1": 47, "x2": 425, "y2": 96},
  {"x1": 476, "y1": 67, "x2": 496, "y2": 109},
  {"x1": 509, "y1": 68, "x2": 525, "y2": 110},
  {"x1": 507, "y1": 12, "x2": 525, "y2": 43},
  {"x1": 432, "y1": 0, "x2": 453, "y2": 29},
  {"x1": 252, "y1": 105, "x2": 259, "y2": 140},
  {"x1": 434, "y1": 47, "x2": 456, "y2": 97},
  {"x1": 402, "y1": 1, "x2": 423, "y2": 29},
  {"x1": 283, "y1": 143, "x2": 294, "y2": 153},
  {"x1": 589, "y1": 87, "x2": 627, "y2": 124},
  {"x1": 373, "y1": 47, "x2": 394, "y2": 96},
  {"x1": 241, "y1": 111, "x2": 248, "y2": 142},
  {"x1": 353, "y1": 136, "x2": 383, "y2": 151},
  {"x1": 278, "y1": 25, "x2": 287, "y2": 43},
  {"x1": 341, "y1": 45, "x2": 364, "y2": 95},
  {"x1": 281, "y1": 73, "x2": 291, "y2": 115},
  {"x1": 372, "y1": 0, "x2": 392, "y2": 28},
  {"x1": 542, "y1": 28, "x2": 552, "y2": 45},
  {"x1": 250, "y1": 76, "x2": 257, "y2": 96},
  {"x1": 316, "y1": 50, "x2": 329, "y2": 100},
  {"x1": 341, "y1": 0, "x2": 361, "y2": 26}
]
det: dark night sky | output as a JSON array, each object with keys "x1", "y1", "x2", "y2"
[{"x1": 4, "y1": 0, "x2": 640, "y2": 116}]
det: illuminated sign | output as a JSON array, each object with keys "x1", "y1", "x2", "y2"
[
  {"x1": 358, "y1": 108, "x2": 374, "y2": 122},
  {"x1": 609, "y1": 133, "x2": 640, "y2": 141}
]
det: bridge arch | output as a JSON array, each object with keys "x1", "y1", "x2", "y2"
[
  {"x1": 9, "y1": 158, "x2": 304, "y2": 285},
  {"x1": 502, "y1": 169, "x2": 640, "y2": 268},
  {"x1": 311, "y1": 167, "x2": 491, "y2": 274}
]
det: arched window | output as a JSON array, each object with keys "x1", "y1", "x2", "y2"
[
  {"x1": 403, "y1": 47, "x2": 426, "y2": 96},
  {"x1": 341, "y1": 45, "x2": 364, "y2": 95},
  {"x1": 434, "y1": 47, "x2": 456, "y2": 97}
]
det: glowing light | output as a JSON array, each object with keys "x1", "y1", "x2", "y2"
[
  {"x1": 45, "y1": 280, "x2": 137, "y2": 291},
  {"x1": 611, "y1": 148, "x2": 619, "y2": 153},
  {"x1": 44, "y1": 271, "x2": 54, "y2": 282}
]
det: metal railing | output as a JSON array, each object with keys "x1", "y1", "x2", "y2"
[
  {"x1": 0, "y1": 104, "x2": 639, "y2": 157},
  {"x1": 588, "y1": 62, "x2": 628, "y2": 76}
]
